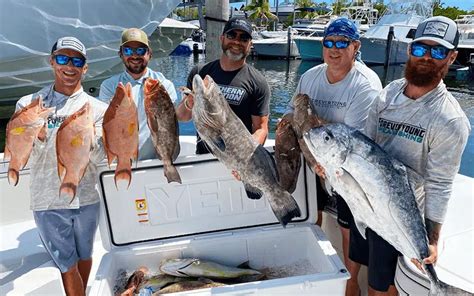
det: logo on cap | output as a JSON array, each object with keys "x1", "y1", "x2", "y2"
[
  {"x1": 59, "y1": 39, "x2": 85, "y2": 53},
  {"x1": 423, "y1": 21, "x2": 449, "y2": 38}
]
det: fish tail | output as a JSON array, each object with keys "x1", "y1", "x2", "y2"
[
  {"x1": 115, "y1": 159, "x2": 132, "y2": 189},
  {"x1": 8, "y1": 168, "x2": 19, "y2": 186},
  {"x1": 272, "y1": 190, "x2": 301, "y2": 227},
  {"x1": 60, "y1": 182, "x2": 77, "y2": 203},
  {"x1": 164, "y1": 162, "x2": 182, "y2": 184}
]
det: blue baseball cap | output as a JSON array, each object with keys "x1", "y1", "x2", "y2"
[{"x1": 324, "y1": 18, "x2": 360, "y2": 40}]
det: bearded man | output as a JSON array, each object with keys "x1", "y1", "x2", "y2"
[
  {"x1": 176, "y1": 17, "x2": 270, "y2": 155},
  {"x1": 355, "y1": 16, "x2": 471, "y2": 296},
  {"x1": 99, "y1": 28, "x2": 177, "y2": 160}
]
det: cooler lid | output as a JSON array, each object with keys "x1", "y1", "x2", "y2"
[{"x1": 97, "y1": 138, "x2": 318, "y2": 251}]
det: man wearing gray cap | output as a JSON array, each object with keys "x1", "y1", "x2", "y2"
[
  {"x1": 99, "y1": 28, "x2": 178, "y2": 160},
  {"x1": 14, "y1": 36, "x2": 107, "y2": 295},
  {"x1": 355, "y1": 16, "x2": 471, "y2": 295},
  {"x1": 176, "y1": 17, "x2": 270, "y2": 159}
]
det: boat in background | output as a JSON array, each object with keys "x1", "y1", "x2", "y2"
[
  {"x1": 340, "y1": 0, "x2": 379, "y2": 33},
  {"x1": 359, "y1": 0, "x2": 434, "y2": 64},
  {"x1": 0, "y1": 0, "x2": 194, "y2": 107},
  {"x1": 252, "y1": 37, "x2": 300, "y2": 59},
  {"x1": 454, "y1": 15, "x2": 474, "y2": 67},
  {"x1": 293, "y1": 32, "x2": 324, "y2": 61}
]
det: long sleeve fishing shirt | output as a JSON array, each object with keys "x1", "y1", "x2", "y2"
[{"x1": 365, "y1": 78, "x2": 471, "y2": 223}]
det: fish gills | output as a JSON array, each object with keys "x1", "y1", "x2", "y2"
[
  {"x1": 56, "y1": 102, "x2": 94, "y2": 202},
  {"x1": 143, "y1": 78, "x2": 181, "y2": 183},
  {"x1": 191, "y1": 74, "x2": 301, "y2": 226},
  {"x1": 4, "y1": 97, "x2": 54, "y2": 186},
  {"x1": 103, "y1": 82, "x2": 139, "y2": 188}
]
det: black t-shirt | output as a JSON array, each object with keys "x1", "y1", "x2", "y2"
[{"x1": 187, "y1": 60, "x2": 271, "y2": 154}]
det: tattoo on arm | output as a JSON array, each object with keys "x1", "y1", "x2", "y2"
[{"x1": 425, "y1": 219, "x2": 442, "y2": 246}]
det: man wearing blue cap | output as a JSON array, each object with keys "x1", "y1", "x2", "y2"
[
  {"x1": 359, "y1": 16, "x2": 470, "y2": 295},
  {"x1": 284, "y1": 17, "x2": 382, "y2": 296}
]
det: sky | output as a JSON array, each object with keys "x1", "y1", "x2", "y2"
[{"x1": 230, "y1": 1, "x2": 474, "y2": 12}]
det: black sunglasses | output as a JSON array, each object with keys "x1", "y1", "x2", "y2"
[
  {"x1": 54, "y1": 55, "x2": 86, "y2": 68},
  {"x1": 225, "y1": 31, "x2": 251, "y2": 42}
]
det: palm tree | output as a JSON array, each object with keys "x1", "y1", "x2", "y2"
[{"x1": 243, "y1": 0, "x2": 278, "y2": 27}]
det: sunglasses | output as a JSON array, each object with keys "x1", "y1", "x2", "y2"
[
  {"x1": 322, "y1": 39, "x2": 352, "y2": 49},
  {"x1": 122, "y1": 46, "x2": 148, "y2": 56},
  {"x1": 410, "y1": 42, "x2": 449, "y2": 60},
  {"x1": 225, "y1": 31, "x2": 251, "y2": 42},
  {"x1": 54, "y1": 55, "x2": 86, "y2": 68}
]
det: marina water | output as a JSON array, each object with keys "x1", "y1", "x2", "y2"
[{"x1": 1, "y1": 53, "x2": 473, "y2": 177}]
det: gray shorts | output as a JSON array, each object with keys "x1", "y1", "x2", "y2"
[{"x1": 33, "y1": 202, "x2": 100, "y2": 273}]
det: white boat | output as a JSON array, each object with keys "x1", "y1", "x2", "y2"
[
  {"x1": 455, "y1": 16, "x2": 474, "y2": 66},
  {"x1": 340, "y1": 0, "x2": 379, "y2": 33},
  {"x1": 359, "y1": 0, "x2": 434, "y2": 64},
  {"x1": 172, "y1": 29, "x2": 206, "y2": 55},
  {"x1": 252, "y1": 37, "x2": 300, "y2": 59},
  {"x1": 0, "y1": 0, "x2": 196, "y2": 105},
  {"x1": 293, "y1": 32, "x2": 324, "y2": 61},
  {"x1": 1, "y1": 136, "x2": 472, "y2": 295}
]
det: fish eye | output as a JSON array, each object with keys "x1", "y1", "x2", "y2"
[{"x1": 323, "y1": 132, "x2": 330, "y2": 142}]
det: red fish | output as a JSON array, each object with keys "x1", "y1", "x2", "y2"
[{"x1": 4, "y1": 97, "x2": 53, "y2": 185}]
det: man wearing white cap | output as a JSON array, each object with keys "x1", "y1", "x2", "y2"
[
  {"x1": 15, "y1": 36, "x2": 107, "y2": 295},
  {"x1": 99, "y1": 28, "x2": 178, "y2": 160},
  {"x1": 356, "y1": 16, "x2": 471, "y2": 295}
]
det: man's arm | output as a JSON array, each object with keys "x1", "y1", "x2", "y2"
[{"x1": 251, "y1": 114, "x2": 269, "y2": 145}]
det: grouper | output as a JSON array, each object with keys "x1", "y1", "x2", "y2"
[
  {"x1": 303, "y1": 123, "x2": 468, "y2": 295},
  {"x1": 191, "y1": 74, "x2": 301, "y2": 226}
]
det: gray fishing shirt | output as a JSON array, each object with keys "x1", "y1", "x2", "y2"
[
  {"x1": 16, "y1": 85, "x2": 107, "y2": 211},
  {"x1": 288, "y1": 61, "x2": 382, "y2": 132},
  {"x1": 365, "y1": 78, "x2": 471, "y2": 223}
]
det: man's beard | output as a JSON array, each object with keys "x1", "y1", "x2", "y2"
[
  {"x1": 222, "y1": 44, "x2": 248, "y2": 61},
  {"x1": 405, "y1": 58, "x2": 448, "y2": 87},
  {"x1": 126, "y1": 59, "x2": 147, "y2": 75}
]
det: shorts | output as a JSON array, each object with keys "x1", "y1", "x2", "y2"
[
  {"x1": 349, "y1": 226, "x2": 401, "y2": 292},
  {"x1": 33, "y1": 202, "x2": 100, "y2": 273},
  {"x1": 316, "y1": 177, "x2": 354, "y2": 229}
]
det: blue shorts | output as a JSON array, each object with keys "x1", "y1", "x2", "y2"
[{"x1": 33, "y1": 202, "x2": 100, "y2": 273}]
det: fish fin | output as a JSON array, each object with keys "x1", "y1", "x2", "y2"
[
  {"x1": 236, "y1": 261, "x2": 251, "y2": 269},
  {"x1": 273, "y1": 190, "x2": 301, "y2": 227},
  {"x1": 8, "y1": 168, "x2": 19, "y2": 186},
  {"x1": 164, "y1": 163, "x2": 182, "y2": 184},
  {"x1": 353, "y1": 219, "x2": 367, "y2": 240},
  {"x1": 258, "y1": 145, "x2": 280, "y2": 182},
  {"x1": 4, "y1": 145, "x2": 11, "y2": 161},
  {"x1": 339, "y1": 168, "x2": 375, "y2": 213},
  {"x1": 37, "y1": 124, "x2": 47, "y2": 142},
  {"x1": 115, "y1": 162, "x2": 132, "y2": 189},
  {"x1": 172, "y1": 122, "x2": 180, "y2": 161},
  {"x1": 212, "y1": 136, "x2": 226, "y2": 152},
  {"x1": 102, "y1": 130, "x2": 116, "y2": 167},
  {"x1": 57, "y1": 159, "x2": 66, "y2": 181},
  {"x1": 243, "y1": 182, "x2": 263, "y2": 200},
  {"x1": 60, "y1": 182, "x2": 77, "y2": 203}
]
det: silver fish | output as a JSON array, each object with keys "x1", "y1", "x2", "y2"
[
  {"x1": 159, "y1": 258, "x2": 262, "y2": 280},
  {"x1": 303, "y1": 123, "x2": 465, "y2": 296},
  {"x1": 191, "y1": 74, "x2": 301, "y2": 226},
  {"x1": 156, "y1": 278, "x2": 225, "y2": 294}
]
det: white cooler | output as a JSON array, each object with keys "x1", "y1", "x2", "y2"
[{"x1": 89, "y1": 149, "x2": 350, "y2": 295}]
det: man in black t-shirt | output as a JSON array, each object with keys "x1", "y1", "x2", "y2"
[{"x1": 176, "y1": 17, "x2": 271, "y2": 155}]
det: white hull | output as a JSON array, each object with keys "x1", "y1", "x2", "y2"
[
  {"x1": 0, "y1": 0, "x2": 194, "y2": 103},
  {"x1": 252, "y1": 38, "x2": 300, "y2": 58}
]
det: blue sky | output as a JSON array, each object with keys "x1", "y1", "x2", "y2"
[{"x1": 231, "y1": 1, "x2": 474, "y2": 12}]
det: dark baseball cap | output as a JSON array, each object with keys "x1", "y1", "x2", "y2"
[
  {"x1": 223, "y1": 17, "x2": 253, "y2": 38},
  {"x1": 412, "y1": 16, "x2": 459, "y2": 49}
]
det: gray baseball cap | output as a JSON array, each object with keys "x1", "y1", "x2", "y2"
[
  {"x1": 51, "y1": 36, "x2": 87, "y2": 58},
  {"x1": 412, "y1": 16, "x2": 459, "y2": 49}
]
